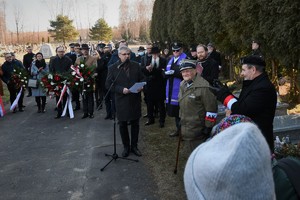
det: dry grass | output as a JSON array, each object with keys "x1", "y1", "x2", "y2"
[{"x1": 139, "y1": 108, "x2": 190, "y2": 200}]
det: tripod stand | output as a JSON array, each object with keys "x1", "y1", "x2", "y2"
[{"x1": 99, "y1": 62, "x2": 139, "y2": 171}]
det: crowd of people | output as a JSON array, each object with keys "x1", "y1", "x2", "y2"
[{"x1": 1, "y1": 39, "x2": 297, "y2": 200}]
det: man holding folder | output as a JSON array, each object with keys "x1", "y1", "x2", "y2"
[{"x1": 106, "y1": 46, "x2": 145, "y2": 157}]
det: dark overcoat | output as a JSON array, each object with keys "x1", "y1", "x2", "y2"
[
  {"x1": 231, "y1": 72, "x2": 277, "y2": 151},
  {"x1": 106, "y1": 60, "x2": 145, "y2": 121},
  {"x1": 142, "y1": 57, "x2": 167, "y2": 101}
]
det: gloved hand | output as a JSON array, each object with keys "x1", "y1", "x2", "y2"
[
  {"x1": 202, "y1": 127, "x2": 212, "y2": 136},
  {"x1": 209, "y1": 79, "x2": 232, "y2": 103}
]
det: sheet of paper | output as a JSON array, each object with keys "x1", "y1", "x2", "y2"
[{"x1": 129, "y1": 82, "x2": 146, "y2": 93}]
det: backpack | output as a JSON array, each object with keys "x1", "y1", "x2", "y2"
[{"x1": 273, "y1": 157, "x2": 300, "y2": 200}]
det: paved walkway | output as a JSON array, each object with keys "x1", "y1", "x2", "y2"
[{"x1": 0, "y1": 96, "x2": 159, "y2": 200}]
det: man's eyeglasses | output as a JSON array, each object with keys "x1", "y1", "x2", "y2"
[
  {"x1": 121, "y1": 53, "x2": 130, "y2": 56},
  {"x1": 173, "y1": 50, "x2": 180, "y2": 52}
]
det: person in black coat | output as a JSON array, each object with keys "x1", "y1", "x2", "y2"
[
  {"x1": 49, "y1": 46, "x2": 73, "y2": 119},
  {"x1": 207, "y1": 43, "x2": 222, "y2": 67},
  {"x1": 65, "y1": 43, "x2": 77, "y2": 65},
  {"x1": 23, "y1": 46, "x2": 35, "y2": 96},
  {"x1": 210, "y1": 55, "x2": 277, "y2": 152},
  {"x1": 196, "y1": 44, "x2": 219, "y2": 85},
  {"x1": 142, "y1": 46, "x2": 167, "y2": 128},
  {"x1": 106, "y1": 46, "x2": 145, "y2": 157}
]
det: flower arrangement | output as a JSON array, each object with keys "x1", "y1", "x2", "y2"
[
  {"x1": 10, "y1": 67, "x2": 29, "y2": 90},
  {"x1": 70, "y1": 63, "x2": 95, "y2": 93},
  {"x1": 40, "y1": 73, "x2": 70, "y2": 97},
  {"x1": 274, "y1": 136, "x2": 300, "y2": 159}
]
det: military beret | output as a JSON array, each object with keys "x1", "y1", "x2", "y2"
[
  {"x1": 240, "y1": 55, "x2": 266, "y2": 67},
  {"x1": 179, "y1": 59, "x2": 197, "y2": 72}
]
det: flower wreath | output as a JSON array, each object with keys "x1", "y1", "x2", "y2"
[
  {"x1": 40, "y1": 73, "x2": 70, "y2": 97},
  {"x1": 10, "y1": 66, "x2": 28, "y2": 90},
  {"x1": 70, "y1": 62, "x2": 95, "y2": 93}
]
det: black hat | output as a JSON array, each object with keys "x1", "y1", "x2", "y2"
[
  {"x1": 150, "y1": 46, "x2": 160, "y2": 54},
  {"x1": 190, "y1": 45, "x2": 197, "y2": 52},
  {"x1": 240, "y1": 55, "x2": 266, "y2": 67},
  {"x1": 172, "y1": 42, "x2": 182, "y2": 51},
  {"x1": 252, "y1": 39, "x2": 260, "y2": 45},
  {"x1": 179, "y1": 59, "x2": 197, "y2": 72},
  {"x1": 97, "y1": 42, "x2": 106, "y2": 49},
  {"x1": 138, "y1": 46, "x2": 145, "y2": 51},
  {"x1": 81, "y1": 44, "x2": 90, "y2": 50},
  {"x1": 69, "y1": 43, "x2": 75, "y2": 48}
]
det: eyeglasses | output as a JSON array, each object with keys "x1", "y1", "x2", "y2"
[
  {"x1": 173, "y1": 50, "x2": 180, "y2": 52},
  {"x1": 121, "y1": 53, "x2": 130, "y2": 56}
]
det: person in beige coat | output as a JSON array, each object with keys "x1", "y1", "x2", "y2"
[{"x1": 75, "y1": 44, "x2": 98, "y2": 119}]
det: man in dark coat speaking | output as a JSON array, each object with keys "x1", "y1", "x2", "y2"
[
  {"x1": 106, "y1": 46, "x2": 145, "y2": 157},
  {"x1": 210, "y1": 55, "x2": 277, "y2": 152}
]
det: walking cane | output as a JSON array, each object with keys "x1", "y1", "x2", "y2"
[{"x1": 173, "y1": 133, "x2": 182, "y2": 174}]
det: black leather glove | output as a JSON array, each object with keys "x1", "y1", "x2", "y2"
[
  {"x1": 209, "y1": 79, "x2": 232, "y2": 103},
  {"x1": 202, "y1": 127, "x2": 212, "y2": 136}
]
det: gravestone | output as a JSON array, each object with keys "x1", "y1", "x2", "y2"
[{"x1": 39, "y1": 43, "x2": 55, "y2": 59}]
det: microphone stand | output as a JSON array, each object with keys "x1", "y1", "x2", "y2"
[{"x1": 100, "y1": 62, "x2": 138, "y2": 172}]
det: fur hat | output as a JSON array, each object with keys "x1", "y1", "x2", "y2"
[{"x1": 184, "y1": 123, "x2": 275, "y2": 200}]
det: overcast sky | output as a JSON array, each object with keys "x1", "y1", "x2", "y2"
[{"x1": 5, "y1": 0, "x2": 121, "y2": 32}]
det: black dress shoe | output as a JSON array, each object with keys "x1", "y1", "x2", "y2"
[
  {"x1": 104, "y1": 115, "x2": 112, "y2": 120},
  {"x1": 89, "y1": 114, "x2": 94, "y2": 118},
  {"x1": 122, "y1": 148, "x2": 130, "y2": 157},
  {"x1": 143, "y1": 114, "x2": 148, "y2": 118},
  {"x1": 169, "y1": 130, "x2": 180, "y2": 137},
  {"x1": 82, "y1": 114, "x2": 88, "y2": 119},
  {"x1": 159, "y1": 122, "x2": 164, "y2": 128},
  {"x1": 73, "y1": 107, "x2": 80, "y2": 111},
  {"x1": 19, "y1": 108, "x2": 24, "y2": 112},
  {"x1": 145, "y1": 120, "x2": 155, "y2": 126},
  {"x1": 131, "y1": 147, "x2": 142, "y2": 157},
  {"x1": 55, "y1": 115, "x2": 61, "y2": 119}
]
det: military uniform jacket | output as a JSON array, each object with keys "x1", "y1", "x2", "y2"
[
  {"x1": 179, "y1": 74, "x2": 217, "y2": 140},
  {"x1": 106, "y1": 60, "x2": 145, "y2": 121},
  {"x1": 231, "y1": 72, "x2": 277, "y2": 151}
]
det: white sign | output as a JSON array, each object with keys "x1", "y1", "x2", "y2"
[{"x1": 39, "y1": 43, "x2": 55, "y2": 59}]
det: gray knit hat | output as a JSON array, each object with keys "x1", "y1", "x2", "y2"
[{"x1": 184, "y1": 123, "x2": 275, "y2": 200}]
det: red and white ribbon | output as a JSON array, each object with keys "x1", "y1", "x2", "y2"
[
  {"x1": 0, "y1": 96, "x2": 5, "y2": 117},
  {"x1": 10, "y1": 87, "x2": 23, "y2": 111},
  {"x1": 56, "y1": 84, "x2": 67, "y2": 107},
  {"x1": 61, "y1": 86, "x2": 74, "y2": 119}
]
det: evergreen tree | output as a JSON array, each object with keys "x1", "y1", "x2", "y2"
[
  {"x1": 48, "y1": 15, "x2": 79, "y2": 44},
  {"x1": 89, "y1": 18, "x2": 113, "y2": 41}
]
